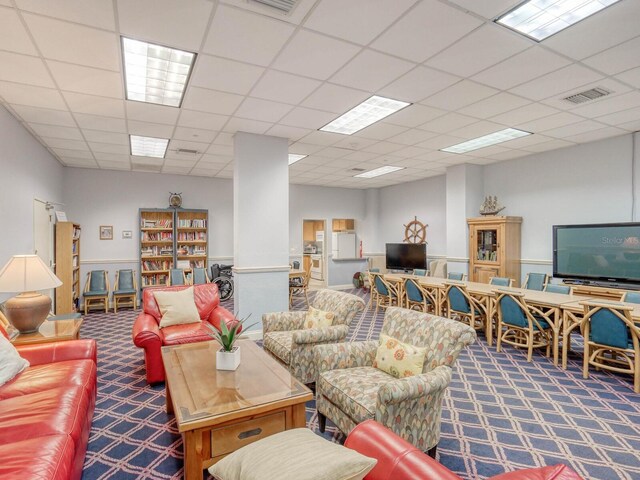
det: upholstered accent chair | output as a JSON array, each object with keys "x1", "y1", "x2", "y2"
[
  {"x1": 262, "y1": 289, "x2": 365, "y2": 384},
  {"x1": 113, "y1": 269, "x2": 137, "y2": 313},
  {"x1": 314, "y1": 307, "x2": 476, "y2": 455},
  {"x1": 580, "y1": 300, "x2": 639, "y2": 393},
  {"x1": 83, "y1": 270, "x2": 109, "y2": 314},
  {"x1": 523, "y1": 272, "x2": 548, "y2": 291}
]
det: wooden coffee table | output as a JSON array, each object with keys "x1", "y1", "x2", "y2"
[
  {"x1": 161, "y1": 339, "x2": 313, "y2": 480},
  {"x1": 11, "y1": 317, "x2": 83, "y2": 346}
]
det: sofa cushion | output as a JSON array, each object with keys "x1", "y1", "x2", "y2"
[
  {"x1": 154, "y1": 287, "x2": 201, "y2": 329},
  {"x1": 208, "y1": 428, "x2": 376, "y2": 480},
  {"x1": 161, "y1": 322, "x2": 214, "y2": 345},
  {"x1": 373, "y1": 334, "x2": 426, "y2": 379},
  {"x1": 319, "y1": 367, "x2": 393, "y2": 423},
  {"x1": 263, "y1": 331, "x2": 293, "y2": 365},
  {"x1": 0, "y1": 435, "x2": 76, "y2": 480},
  {"x1": 304, "y1": 307, "x2": 334, "y2": 329},
  {"x1": 0, "y1": 334, "x2": 29, "y2": 387}
]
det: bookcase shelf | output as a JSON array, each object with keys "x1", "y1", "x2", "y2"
[{"x1": 55, "y1": 221, "x2": 81, "y2": 314}]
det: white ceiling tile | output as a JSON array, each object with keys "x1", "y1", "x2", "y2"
[
  {"x1": 371, "y1": 0, "x2": 483, "y2": 63},
  {"x1": 63, "y1": 92, "x2": 124, "y2": 117},
  {"x1": 73, "y1": 113, "x2": 126, "y2": 132},
  {"x1": 583, "y1": 36, "x2": 640, "y2": 75},
  {"x1": 278, "y1": 106, "x2": 336, "y2": 130},
  {"x1": 561, "y1": 126, "x2": 627, "y2": 144},
  {"x1": 298, "y1": 131, "x2": 344, "y2": 146},
  {"x1": 29, "y1": 123, "x2": 82, "y2": 140},
  {"x1": 251, "y1": 70, "x2": 321, "y2": 105},
  {"x1": 224, "y1": 117, "x2": 273, "y2": 135},
  {"x1": 41, "y1": 137, "x2": 89, "y2": 151},
  {"x1": 392, "y1": 146, "x2": 427, "y2": 158},
  {"x1": 178, "y1": 110, "x2": 228, "y2": 131},
  {"x1": 539, "y1": 78, "x2": 631, "y2": 111},
  {"x1": 0, "y1": 7, "x2": 37, "y2": 55},
  {"x1": 203, "y1": 5, "x2": 295, "y2": 67},
  {"x1": 167, "y1": 139, "x2": 209, "y2": 153},
  {"x1": 117, "y1": 0, "x2": 212, "y2": 51},
  {"x1": 16, "y1": 0, "x2": 115, "y2": 30},
  {"x1": 385, "y1": 104, "x2": 447, "y2": 128},
  {"x1": 387, "y1": 129, "x2": 437, "y2": 146},
  {"x1": 425, "y1": 24, "x2": 531, "y2": 77},
  {"x1": 472, "y1": 47, "x2": 571, "y2": 90},
  {"x1": 23, "y1": 14, "x2": 119, "y2": 70},
  {"x1": 316, "y1": 147, "x2": 353, "y2": 159},
  {"x1": 616, "y1": 67, "x2": 640, "y2": 89},
  {"x1": 60, "y1": 157, "x2": 98, "y2": 167},
  {"x1": 205, "y1": 144, "x2": 233, "y2": 156},
  {"x1": 1, "y1": 82, "x2": 65, "y2": 109},
  {"x1": 569, "y1": 91, "x2": 640, "y2": 119},
  {"x1": 220, "y1": 0, "x2": 317, "y2": 25},
  {"x1": 199, "y1": 153, "x2": 231, "y2": 165},
  {"x1": 618, "y1": 119, "x2": 640, "y2": 132},
  {"x1": 304, "y1": 0, "x2": 414, "y2": 45},
  {"x1": 354, "y1": 122, "x2": 408, "y2": 141},
  {"x1": 82, "y1": 130, "x2": 128, "y2": 145},
  {"x1": 415, "y1": 134, "x2": 466, "y2": 150},
  {"x1": 10, "y1": 105, "x2": 75, "y2": 127},
  {"x1": 459, "y1": 93, "x2": 530, "y2": 119},
  {"x1": 302, "y1": 83, "x2": 369, "y2": 114},
  {"x1": 127, "y1": 120, "x2": 174, "y2": 138},
  {"x1": 419, "y1": 112, "x2": 477, "y2": 134},
  {"x1": 421, "y1": 80, "x2": 498, "y2": 111},
  {"x1": 190, "y1": 55, "x2": 264, "y2": 95},
  {"x1": 596, "y1": 106, "x2": 640, "y2": 127},
  {"x1": 266, "y1": 124, "x2": 313, "y2": 142},
  {"x1": 173, "y1": 127, "x2": 218, "y2": 143},
  {"x1": 98, "y1": 161, "x2": 131, "y2": 170},
  {"x1": 126, "y1": 101, "x2": 180, "y2": 125},
  {"x1": 88, "y1": 142, "x2": 130, "y2": 154},
  {"x1": 486, "y1": 150, "x2": 531, "y2": 161},
  {"x1": 0, "y1": 51, "x2": 52, "y2": 88},
  {"x1": 542, "y1": 120, "x2": 607, "y2": 139},
  {"x1": 333, "y1": 136, "x2": 378, "y2": 150},
  {"x1": 447, "y1": 0, "x2": 519, "y2": 19},
  {"x1": 490, "y1": 103, "x2": 560, "y2": 127},
  {"x1": 235, "y1": 97, "x2": 293, "y2": 123},
  {"x1": 519, "y1": 138, "x2": 575, "y2": 153},
  {"x1": 53, "y1": 148, "x2": 94, "y2": 159},
  {"x1": 342, "y1": 150, "x2": 379, "y2": 162},
  {"x1": 379, "y1": 66, "x2": 460, "y2": 104},
  {"x1": 48, "y1": 61, "x2": 122, "y2": 98},
  {"x1": 93, "y1": 152, "x2": 130, "y2": 162},
  {"x1": 330, "y1": 49, "x2": 415, "y2": 92},
  {"x1": 517, "y1": 112, "x2": 584, "y2": 133},
  {"x1": 212, "y1": 132, "x2": 234, "y2": 146},
  {"x1": 499, "y1": 133, "x2": 554, "y2": 149},
  {"x1": 449, "y1": 121, "x2": 506, "y2": 140},
  {"x1": 182, "y1": 87, "x2": 244, "y2": 115},
  {"x1": 509, "y1": 65, "x2": 605, "y2": 102},
  {"x1": 272, "y1": 30, "x2": 361, "y2": 81}
]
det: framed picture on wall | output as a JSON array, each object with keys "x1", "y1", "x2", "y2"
[{"x1": 100, "y1": 225, "x2": 113, "y2": 240}]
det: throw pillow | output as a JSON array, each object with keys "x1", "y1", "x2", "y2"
[
  {"x1": 208, "y1": 428, "x2": 376, "y2": 480},
  {"x1": 373, "y1": 334, "x2": 427, "y2": 378},
  {"x1": 0, "y1": 334, "x2": 29, "y2": 387},
  {"x1": 153, "y1": 287, "x2": 201, "y2": 329},
  {"x1": 304, "y1": 306, "x2": 334, "y2": 329}
]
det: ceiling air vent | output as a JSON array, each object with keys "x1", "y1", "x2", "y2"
[
  {"x1": 351, "y1": 168, "x2": 366, "y2": 172},
  {"x1": 249, "y1": 0, "x2": 298, "y2": 14},
  {"x1": 175, "y1": 148, "x2": 199, "y2": 155},
  {"x1": 563, "y1": 87, "x2": 612, "y2": 105}
]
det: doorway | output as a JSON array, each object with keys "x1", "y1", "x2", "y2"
[
  {"x1": 302, "y1": 219, "x2": 326, "y2": 289},
  {"x1": 33, "y1": 199, "x2": 55, "y2": 306}
]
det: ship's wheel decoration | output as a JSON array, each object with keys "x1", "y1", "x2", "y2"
[{"x1": 404, "y1": 216, "x2": 427, "y2": 244}]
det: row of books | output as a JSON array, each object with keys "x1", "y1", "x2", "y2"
[
  {"x1": 477, "y1": 249, "x2": 498, "y2": 261},
  {"x1": 141, "y1": 274, "x2": 168, "y2": 286},
  {"x1": 141, "y1": 246, "x2": 173, "y2": 256},
  {"x1": 141, "y1": 219, "x2": 173, "y2": 228},
  {"x1": 73, "y1": 227, "x2": 81, "y2": 238},
  {"x1": 142, "y1": 232, "x2": 173, "y2": 241},
  {"x1": 142, "y1": 260, "x2": 173, "y2": 271},
  {"x1": 177, "y1": 245, "x2": 206, "y2": 255},
  {"x1": 178, "y1": 219, "x2": 207, "y2": 228},
  {"x1": 177, "y1": 231, "x2": 206, "y2": 241}
]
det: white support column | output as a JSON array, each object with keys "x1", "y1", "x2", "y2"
[{"x1": 233, "y1": 132, "x2": 289, "y2": 335}]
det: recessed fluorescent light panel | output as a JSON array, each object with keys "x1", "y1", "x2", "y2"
[
  {"x1": 441, "y1": 128, "x2": 531, "y2": 154},
  {"x1": 288, "y1": 154, "x2": 307, "y2": 165},
  {"x1": 122, "y1": 37, "x2": 196, "y2": 107},
  {"x1": 496, "y1": 0, "x2": 621, "y2": 41},
  {"x1": 354, "y1": 165, "x2": 405, "y2": 178},
  {"x1": 320, "y1": 96, "x2": 411, "y2": 135},
  {"x1": 130, "y1": 135, "x2": 169, "y2": 158}
]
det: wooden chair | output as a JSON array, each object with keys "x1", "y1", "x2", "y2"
[
  {"x1": 580, "y1": 300, "x2": 639, "y2": 393},
  {"x1": 370, "y1": 272, "x2": 400, "y2": 316},
  {"x1": 622, "y1": 291, "x2": 640, "y2": 304},
  {"x1": 403, "y1": 277, "x2": 431, "y2": 312},
  {"x1": 365, "y1": 268, "x2": 380, "y2": 309},
  {"x1": 444, "y1": 282, "x2": 485, "y2": 333},
  {"x1": 83, "y1": 270, "x2": 109, "y2": 315},
  {"x1": 495, "y1": 290, "x2": 553, "y2": 362},
  {"x1": 412, "y1": 269, "x2": 427, "y2": 276},
  {"x1": 489, "y1": 276, "x2": 514, "y2": 287},
  {"x1": 447, "y1": 272, "x2": 466, "y2": 281},
  {"x1": 289, "y1": 268, "x2": 311, "y2": 308},
  {"x1": 544, "y1": 284, "x2": 573, "y2": 294},
  {"x1": 523, "y1": 272, "x2": 548, "y2": 291},
  {"x1": 113, "y1": 269, "x2": 137, "y2": 313},
  {"x1": 169, "y1": 268, "x2": 187, "y2": 286},
  {"x1": 191, "y1": 267, "x2": 209, "y2": 285}
]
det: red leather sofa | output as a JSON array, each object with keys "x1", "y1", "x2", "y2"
[
  {"x1": 132, "y1": 283, "x2": 237, "y2": 384},
  {"x1": 0, "y1": 337, "x2": 97, "y2": 480},
  {"x1": 345, "y1": 420, "x2": 584, "y2": 480}
]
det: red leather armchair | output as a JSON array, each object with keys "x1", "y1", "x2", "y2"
[
  {"x1": 132, "y1": 283, "x2": 237, "y2": 384},
  {"x1": 345, "y1": 420, "x2": 584, "y2": 480}
]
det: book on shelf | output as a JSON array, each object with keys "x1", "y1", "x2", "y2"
[
  {"x1": 141, "y1": 218, "x2": 173, "y2": 228},
  {"x1": 178, "y1": 219, "x2": 207, "y2": 228},
  {"x1": 177, "y1": 231, "x2": 206, "y2": 241}
]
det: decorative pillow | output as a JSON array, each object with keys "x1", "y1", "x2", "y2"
[
  {"x1": 153, "y1": 287, "x2": 201, "y2": 329},
  {"x1": 208, "y1": 428, "x2": 376, "y2": 480},
  {"x1": 0, "y1": 334, "x2": 29, "y2": 387},
  {"x1": 373, "y1": 334, "x2": 427, "y2": 378},
  {"x1": 304, "y1": 306, "x2": 334, "y2": 329}
]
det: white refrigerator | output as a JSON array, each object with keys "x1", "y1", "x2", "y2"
[{"x1": 332, "y1": 232, "x2": 357, "y2": 259}]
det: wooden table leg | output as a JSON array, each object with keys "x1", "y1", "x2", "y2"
[
  {"x1": 552, "y1": 307, "x2": 560, "y2": 366},
  {"x1": 292, "y1": 403, "x2": 306, "y2": 429},
  {"x1": 183, "y1": 431, "x2": 204, "y2": 480},
  {"x1": 166, "y1": 384, "x2": 173, "y2": 415},
  {"x1": 562, "y1": 310, "x2": 581, "y2": 370}
]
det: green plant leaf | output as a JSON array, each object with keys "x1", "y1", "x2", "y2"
[{"x1": 220, "y1": 319, "x2": 230, "y2": 337}]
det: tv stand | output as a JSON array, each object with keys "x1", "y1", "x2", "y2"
[{"x1": 561, "y1": 279, "x2": 640, "y2": 300}]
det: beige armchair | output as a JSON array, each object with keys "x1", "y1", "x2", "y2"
[
  {"x1": 314, "y1": 307, "x2": 476, "y2": 456},
  {"x1": 262, "y1": 289, "x2": 366, "y2": 384}
]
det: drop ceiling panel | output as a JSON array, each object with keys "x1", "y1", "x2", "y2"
[
  {"x1": 82, "y1": 130, "x2": 128, "y2": 145},
  {"x1": 10, "y1": 105, "x2": 75, "y2": 127},
  {"x1": 542, "y1": 120, "x2": 607, "y2": 139},
  {"x1": 224, "y1": 117, "x2": 273, "y2": 135},
  {"x1": 0, "y1": 7, "x2": 37, "y2": 55},
  {"x1": 520, "y1": 138, "x2": 575, "y2": 153},
  {"x1": 596, "y1": 106, "x2": 640, "y2": 127},
  {"x1": 88, "y1": 142, "x2": 130, "y2": 154},
  {"x1": 48, "y1": 61, "x2": 122, "y2": 98},
  {"x1": 63, "y1": 92, "x2": 124, "y2": 117},
  {"x1": 422, "y1": 80, "x2": 498, "y2": 111},
  {"x1": 361, "y1": 141, "x2": 406, "y2": 155},
  {"x1": 517, "y1": 112, "x2": 584, "y2": 133},
  {"x1": 1, "y1": 82, "x2": 66, "y2": 110},
  {"x1": 127, "y1": 120, "x2": 174, "y2": 138},
  {"x1": 583, "y1": 36, "x2": 640, "y2": 75},
  {"x1": 387, "y1": 128, "x2": 437, "y2": 146},
  {"x1": 0, "y1": 52, "x2": 52, "y2": 87},
  {"x1": 297, "y1": 130, "x2": 344, "y2": 146},
  {"x1": 73, "y1": 113, "x2": 126, "y2": 132},
  {"x1": 563, "y1": 126, "x2": 627, "y2": 144},
  {"x1": 266, "y1": 124, "x2": 312, "y2": 141},
  {"x1": 616, "y1": 67, "x2": 640, "y2": 89},
  {"x1": 41, "y1": 137, "x2": 89, "y2": 151},
  {"x1": 279, "y1": 106, "x2": 336, "y2": 130},
  {"x1": 53, "y1": 148, "x2": 94, "y2": 159},
  {"x1": 459, "y1": 93, "x2": 530, "y2": 119},
  {"x1": 235, "y1": 97, "x2": 293, "y2": 123},
  {"x1": 173, "y1": 126, "x2": 218, "y2": 143},
  {"x1": 446, "y1": 0, "x2": 519, "y2": 19},
  {"x1": 385, "y1": 104, "x2": 447, "y2": 128},
  {"x1": 190, "y1": 55, "x2": 264, "y2": 95},
  {"x1": 379, "y1": 66, "x2": 460, "y2": 104},
  {"x1": 301, "y1": 83, "x2": 370, "y2": 114},
  {"x1": 539, "y1": 78, "x2": 631, "y2": 111},
  {"x1": 126, "y1": 102, "x2": 180, "y2": 125},
  {"x1": 15, "y1": 0, "x2": 116, "y2": 30},
  {"x1": 178, "y1": 110, "x2": 228, "y2": 131},
  {"x1": 418, "y1": 112, "x2": 477, "y2": 134},
  {"x1": 330, "y1": 49, "x2": 415, "y2": 92},
  {"x1": 251, "y1": 70, "x2": 321, "y2": 105},
  {"x1": 29, "y1": 123, "x2": 83, "y2": 140},
  {"x1": 509, "y1": 65, "x2": 604, "y2": 103},
  {"x1": 182, "y1": 87, "x2": 244, "y2": 115},
  {"x1": 568, "y1": 91, "x2": 640, "y2": 119},
  {"x1": 354, "y1": 122, "x2": 408, "y2": 141},
  {"x1": 490, "y1": 103, "x2": 559, "y2": 127}
]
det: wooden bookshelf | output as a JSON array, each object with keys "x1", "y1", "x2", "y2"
[
  {"x1": 55, "y1": 222, "x2": 81, "y2": 314},
  {"x1": 176, "y1": 209, "x2": 208, "y2": 283}
]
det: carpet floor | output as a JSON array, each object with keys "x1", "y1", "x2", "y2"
[{"x1": 80, "y1": 289, "x2": 640, "y2": 480}]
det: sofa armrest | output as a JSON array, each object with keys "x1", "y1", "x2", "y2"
[
  {"x1": 292, "y1": 325, "x2": 348, "y2": 345},
  {"x1": 377, "y1": 365, "x2": 452, "y2": 406},
  {"x1": 314, "y1": 340, "x2": 378, "y2": 375},
  {"x1": 132, "y1": 312, "x2": 161, "y2": 348},
  {"x1": 262, "y1": 311, "x2": 306, "y2": 333},
  {"x1": 208, "y1": 305, "x2": 239, "y2": 332},
  {"x1": 17, "y1": 339, "x2": 97, "y2": 366}
]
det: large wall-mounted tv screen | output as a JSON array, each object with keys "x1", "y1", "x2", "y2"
[
  {"x1": 553, "y1": 222, "x2": 640, "y2": 284},
  {"x1": 385, "y1": 243, "x2": 427, "y2": 271}
]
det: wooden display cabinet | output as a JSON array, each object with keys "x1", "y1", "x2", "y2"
[
  {"x1": 55, "y1": 222, "x2": 81, "y2": 314},
  {"x1": 468, "y1": 216, "x2": 522, "y2": 286},
  {"x1": 140, "y1": 209, "x2": 174, "y2": 288}
]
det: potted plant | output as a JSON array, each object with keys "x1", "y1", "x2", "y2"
[{"x1": 205, "y1": 316, "x2": 256, "y2": 371}]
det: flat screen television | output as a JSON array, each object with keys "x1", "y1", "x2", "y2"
[
  {"x1": 553, "y1": 222, "x2": 640, "y2": 285},
  {"x1": 385, "y1": 243, "x2": 427, "y2": 271}
]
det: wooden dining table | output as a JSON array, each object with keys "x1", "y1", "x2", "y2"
[{"x1": 289, "y1": 269, "x2": 306, "y2": 279}]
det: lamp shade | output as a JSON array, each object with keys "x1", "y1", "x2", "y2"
[{"x1": 0, "y1": 255, "x2": 62, "y2": 293}]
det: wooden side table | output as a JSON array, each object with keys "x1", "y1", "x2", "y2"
[{"x1": 11, "y1": 317, "x2": 83, "y2": 346}]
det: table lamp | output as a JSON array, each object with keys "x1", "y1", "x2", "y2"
[{"x1": 0, "y1": 255, "x2": 62, "y2": 333}]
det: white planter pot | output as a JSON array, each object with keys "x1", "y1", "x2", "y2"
[{"x1": 216, "y1": 346, "x2": 241, "y2": 371}]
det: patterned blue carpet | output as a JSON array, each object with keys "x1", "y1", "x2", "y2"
[{"x1": 81, "y1": 289, "x2": 640, "y2": 480}]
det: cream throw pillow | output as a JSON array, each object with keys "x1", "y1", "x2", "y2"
[
  {"x1": 0, "y1": 334, "x2": 29, "y2": 387},
  {"x1": 304, "y1": 306, "x2": 335, "y2": 329},
  {"x1": 373, "y1": 334, "x2": 427, "y2": 378},
  {"x1": 208, "y1": 428, "x2": 376, "y2": 480},
  {"x1": 153, "y1": 287, "x2": 201, "y2": 329}
]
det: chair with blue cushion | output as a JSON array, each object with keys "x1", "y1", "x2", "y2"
[
  {"x1": 447, "y1": 272, "x2": 466, "y2": 281},
  {"x1": 370, "y1": 272, "x2": 399, "y2": 316},
  {"x1": 169, "y1": 268, "x2": 187, "y2": 286},
  {"x1": 489, "y1": 276, "x2": 514, "y2": 287},
  {"x1": 495, "y1": 290, "x2": 553, "y2": 362},
  {"x1": 403, "y1": 277, "x2": 433, "y2": 313},
  {"x1": 444, "y1": 281, "x2": 485, "y2": 333},
  {"x1": 544, "y1": 283, "x2": 572, "y2": 295},
  {"x1": 622, "y1": 291, "x2": 640, "y2": 304},
  {"x1": 412, "y1": 269, "x2": 427, "y2": 276},
  {"x1": 579, "y1": 300, "x2": 639, "y2": 393},
  {"x1": 523, "y1": 272, "x2": 548, "y2": 291},
  {"x1": 191, "y1": 267, "x2": 209, "y2": 285},
  {"x1": 113, "y1": 269, "x2": 137, "y2": 313},
  {"x1": 83, "y1": 270, "x2": 110, "y2": 315}
]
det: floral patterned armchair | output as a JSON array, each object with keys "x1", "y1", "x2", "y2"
[
  {"x1": 262, "y1": 289, "x2": 365, "y2": 384},
  {"x1": 314, "y1": 307, "x2": 476, "y2": 455}
]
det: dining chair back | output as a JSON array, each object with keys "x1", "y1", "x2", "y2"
[
  {"x1": 404, "y1": 277, "x2": 430, "y2": 312},
  {"x1": 622, "y1": 291, "x2": 640, "y2": 304},
  {"x1": 490, "y1": 277, "x2": 514, "y2": 287},
  {"x1": 192, "y1": 268, "x2": 209, "y2": 285},
  {"x1": 370, "y1": 272, "x2": 399, "y2": 316},
  {"x1": 544, "y1": 284, "x2": 572, "y2": 295},
  {"x1": 523, "y1": 272, "x2": 548, "y2": 291},
  {"x1": 113, "y1": 269, "x2": 137, "y2": 313},
  {"x1": 447, "y1": 272, "x2": 466, "y2": 281},
  {"x1": 412, "y1": 269, "x2": 427, "y2": 276},
  {"x1": 170, "y1": 268, "x2": 186, "y2": 286},
  {"x1": 444, "y1": 282, "x2": 485, "y2": 333},
  {"x1": 83, "y1": 270, "x2": 110, "y2": 315}
]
